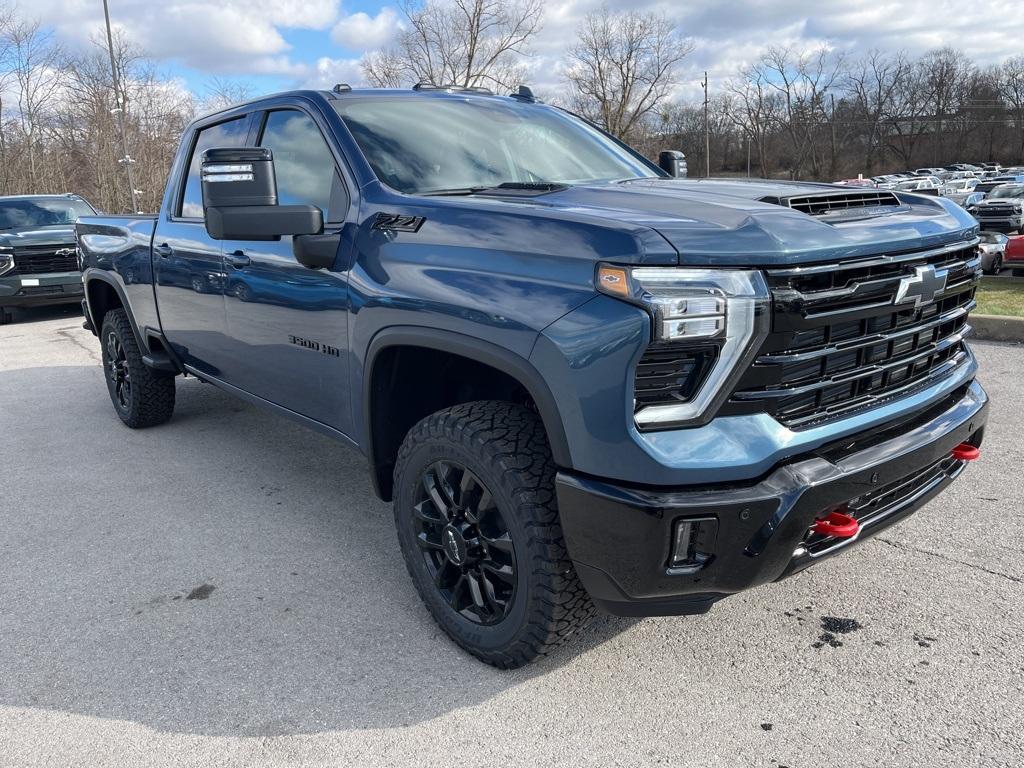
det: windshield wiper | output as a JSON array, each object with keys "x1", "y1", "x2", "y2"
[
  {"x1": 418, "y1": 187, "x2": 490, "y2": 196},
  {"x1": 418, "y1": 182, "x2": 567, "y2": 197}
]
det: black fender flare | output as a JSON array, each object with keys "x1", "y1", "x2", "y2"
[
  {"x1": 362, "y1": 326, "x2": 572, "y2": 497},
  {"x1": 82, "y1": 270, "x2": 147, "y2": 350}
]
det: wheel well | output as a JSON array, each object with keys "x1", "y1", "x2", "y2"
[
  {"x1": 368, "y1": 345, "x2": 538, "y2": 500},
  {"x1": 85, "y1": 279, "x2": 123, "y2": 331}
]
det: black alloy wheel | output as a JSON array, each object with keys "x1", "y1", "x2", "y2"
[
  {"x1": 393, "y1": 401, "x2": 596, "y2": 668},
  {"x1": 105, "y1": 329, "x2": 132, "y2": 410},
  {"x1": 99, "y1": 308, "x2": 176, "y2": 428},
  {"x1": 412, "y1": 461, "x2": 516, "y2": 625}
]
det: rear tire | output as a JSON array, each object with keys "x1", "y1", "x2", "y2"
[
  {"x1": 100, "y1": 308, "x2": 175, "y2": 428},
  {"x1": 393, "y1": 401, "x2": 596, "y2": 668}
]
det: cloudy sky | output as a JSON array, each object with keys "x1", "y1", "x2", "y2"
[{"x1": 19, "y1": 0, "x2": 1024, "y2": 99}]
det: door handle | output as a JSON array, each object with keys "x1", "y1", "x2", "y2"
[
  {"x1": 154, "y1": 243, "x2": 174, "y2": 258},
  {"x1": 225, "y1": 250, "x2": 250, "y2": 268}
]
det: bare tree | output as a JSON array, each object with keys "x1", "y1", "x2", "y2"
[
  {"x1": 2, "y1": 17, "x2": 66, "y2": 193},
  {"x1": 200, "y1": 78, "x2": 254, "y2": 113},
  {"x1": 362, "y1": 0, "x2": 543, "y2": 90},
  {"x1": 846, "y1": 51, "x2": 908, "y2": 173},
  {"x1": 726, "y1": 72, "x2": 784, "y2": 178},
  {"x1": 565, "y1": 7, "x2": 693, "y2": 142}
]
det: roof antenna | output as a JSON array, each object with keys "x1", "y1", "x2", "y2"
[{"x1": 512, "y1": 85, "x2": 537, "y2": 102}]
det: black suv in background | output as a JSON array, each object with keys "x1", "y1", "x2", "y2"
[{"x1": 0, "y1": 194, "x2": 96, "y2": 324}]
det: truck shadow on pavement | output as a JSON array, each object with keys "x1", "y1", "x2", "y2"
[{"x1": 0, "y1": 366, "x2": 637, "y2": 737}]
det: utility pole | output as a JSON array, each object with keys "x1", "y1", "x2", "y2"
[
  {"x1": 703, "y1": 71, "x2": 710, "y2": 177},
  {"x1": 102, "y1": 0, "x2": 140, "y2": 213}
]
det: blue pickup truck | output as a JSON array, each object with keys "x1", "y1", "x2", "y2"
[{"x1": 77, "y1": 86, "x2": 988, "y2": 668}]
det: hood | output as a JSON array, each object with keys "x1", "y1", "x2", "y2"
[
  {"x1": 451, "y1": 178, "x2": 978, "y2": 266},
  {"x1": 0, "y1": 225, "x2": 77, "y2": 248}
]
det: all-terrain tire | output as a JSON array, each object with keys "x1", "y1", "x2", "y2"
[
  {"x1": 100, "y1": 308, "x2": 175, "y2": 428},
  {"x1": 393, "y1": 401, "x2": 596, "y2": 668}
]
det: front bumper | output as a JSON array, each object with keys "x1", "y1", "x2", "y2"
[
  {"x1": 0, "y1": 271, "x2": 83, "y2": 308},
  {"x1": 972, "y1": 215, "x2": 1022, "y2": 232},
  {"x1": 557, "y1": 380, "x2": 988, "y2": 617}
]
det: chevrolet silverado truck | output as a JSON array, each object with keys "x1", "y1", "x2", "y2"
[
  {"x1": 967, "y1": 182, "x2": 1024, "y2": 233},
  {"x1": 0, "y1": 194, "x2": 96, "y2": 324},
  {"x1": 77, "y1": 86, "x2": 988, "y2": 668}
]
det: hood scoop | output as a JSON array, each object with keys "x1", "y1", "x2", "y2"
[{"x1": 759, "y1": 190, "x2": 902, "y2": 220}]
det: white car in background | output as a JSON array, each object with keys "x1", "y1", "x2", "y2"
[
  {"x1": 942, "y1": 177, "x2": 979, "y2": 205},
  {"x1": 895, "y1": 177, "x2": 941, "y2": 195}
]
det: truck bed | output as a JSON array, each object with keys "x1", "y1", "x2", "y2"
[{"x1": 76, "y1": 214, "x2": 160, "y2": 340}]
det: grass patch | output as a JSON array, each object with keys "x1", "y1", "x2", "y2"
[{"x1": 976, "y1": 276, "x2": 1024, "y2": 317}]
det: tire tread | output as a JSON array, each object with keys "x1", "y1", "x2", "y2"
[{"x1": 394, "y1": 401, "x2": 596, "y2": 668}]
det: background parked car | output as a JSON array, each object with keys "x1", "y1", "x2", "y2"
[
  {"x1": 978, "y1": 231, "x2": 1008, "y2": 274},
  {"x1": 943, "y1": 177, "x2": 979, "y2": 204},
  {"x1": 0, "y1": 193, "x2": 95, "y2": 325},
  {"x1": 967, "y1": 182, "x2": 1024, "y2": 233},
  {"x1": 895, "y1": 177, "x2": 941, "y2": 195},
  {"x1": 1004, "y1": 234, "x2": 1024, "y2": 276}
]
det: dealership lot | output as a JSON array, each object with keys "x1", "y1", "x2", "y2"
[{"x1": 1, "y1": 308, "x2": 1022, "y2": 768}]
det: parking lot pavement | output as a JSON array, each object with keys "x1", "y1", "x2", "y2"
[{"x1": 0, "y1": 309, "x2": 1022, "y2": 768}]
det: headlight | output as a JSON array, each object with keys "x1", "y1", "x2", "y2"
[
  {"x1": 597, "y1": 265, "x2": 770, "y2": 429},
  {"x1": 0, "y1": 247, "x2": 13, "y2": 276}
]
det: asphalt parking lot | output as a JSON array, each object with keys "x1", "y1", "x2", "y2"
[{"x1": 1, "y1": 306, "x2": 1022, "y2": 768}]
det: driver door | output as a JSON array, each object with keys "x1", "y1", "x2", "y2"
[{"x1": 218, "y1": 107, "x2": 354, "y2": 434}]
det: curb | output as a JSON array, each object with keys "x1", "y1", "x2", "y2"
[{"x1": 971, "y1": 313, "x2": 1024, "y2": 343}]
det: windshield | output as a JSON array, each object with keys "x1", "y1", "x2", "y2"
[
  {"x1": 896, "y1": 181, "x2": 922, "y2": 190},
  {"x1": 0, "y1": 197, "x2": 94, "y2": 230},
  {"x1": 989, "y1": 185, "x2": 1024, "y2": 199},
  {"x1": 333, "y1": 96, "x2": 660, "y2": 194}
]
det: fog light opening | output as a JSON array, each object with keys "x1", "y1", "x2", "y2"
[{"x1": 669, "y1": 516, "x2": 718, "y2": 574}]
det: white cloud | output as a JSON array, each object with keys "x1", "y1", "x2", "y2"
[
  {"x1": 306, "y1": 56, "x2": 368, "y2": 89},
  {"x1": 19, "y1": 0, "x2": 342, "y2": 77},
  {"x1": 11, "y1": 0, "x2": 1024, "y2": 92},
  {"x1": 331, "y1": 7, "x2": 401, "y2": 52}
]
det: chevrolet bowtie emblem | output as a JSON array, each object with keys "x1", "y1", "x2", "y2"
[
  {"x1": 55, "y1": 248, "x2": 76, "y2": 257},
  {"x1": 895, "y1": 264, "x2": 947, "y2": 308}
]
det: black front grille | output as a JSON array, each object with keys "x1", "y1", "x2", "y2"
[
  {"x1": 729, "y1": 240, "x2": 980, "y2": 429},
  {"x1": 974, "y1": 205, "x2": 1018, "y2": 217},
  {"x1": 12, "y1": 244, "x2": 79, "y2": 275},
  {"x1": 634, "y1": 344, "x2": 717, "y2": 410}
]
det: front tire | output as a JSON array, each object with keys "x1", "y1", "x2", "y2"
[
  {"x1": 0, "y1": 306, "x2": 13, "y2": 325},
  {"x1": 393, "y1": 401, "x2": 595, "y2": 668},
  {"x1": 100, "y1": 308, "x2": 176, "y2": 428}
]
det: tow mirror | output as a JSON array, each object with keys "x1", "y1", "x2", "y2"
[
  {"x1": 201, "y1": 147, "x2": 322, "y2": 241},
  {"x1": 658, "y1": 150, "x2": 687, "y2": 178}
]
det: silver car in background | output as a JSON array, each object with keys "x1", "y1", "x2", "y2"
[
  {"x1": 978, "y1": 231, "x2": 1008, "y2": 274},
  {"x1": 968, "y1": 183, "x2": 1024, "y2": 234}
]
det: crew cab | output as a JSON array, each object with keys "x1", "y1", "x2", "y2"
[
  {"x1": 0, "y1": 194, "x2": 96, "y2": 324},
  {"x1": 77, "y1": 87, "x2": 988, "y2": 667}
]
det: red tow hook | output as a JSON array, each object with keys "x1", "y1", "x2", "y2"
[
  {"x1": 951, "y1": 443, "x2": 980, "y2": 462},
  {"x1": 811, "y1": 510, "x2": 860, "y2": 539}
]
